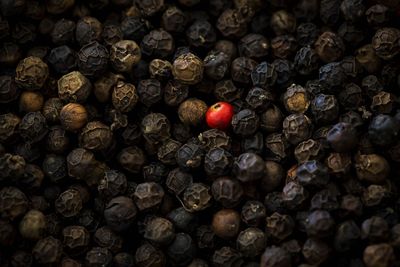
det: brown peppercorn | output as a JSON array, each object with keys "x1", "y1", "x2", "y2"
[
  {"x1": 172, "y1": 52, "x2": 204, "y2": 85},
  {"x1": 178, "y1": 98, "x2": 208, "y2": 126},
  {"x1": 63, "y1": 225, "x2": 90, "y2": 254},
  {"x1": 149, "y1": 59, "x2": 172, "y2": 80},
  {"x1": 355, "y1": 154, "x2": 390, "y2": 184},
  {"x1": 372, "y1": 27, "x2": 400, "y2": 60},
  {"x1": 60, "y1": 103, "x2": 88, "y2": 132},
  {"x1": 32, "y1": 237, "x2": 63, "y2": 265},
  {"x1": 19, "y1": 209, "x2": 46, "y2": 240},
  {"x1": 55, "y1": 188, "x2": 83, "y2": 218},
  {"x1": 356, "y1": 44, "x2": 381, "y2": 73},
  {"x1": 110, "y1": 40, "x2": 141, "y2": 72},
  {"x1": 118, "y1": 146, "x2": 146, "y2": 174},
  {"x1": 141, "y1": 112, "x2": 171, "y2": 143},
  {"x1": 134, "y1": 182, "x2": 165, "y2": 211},
  {"x1": 144, "y1": 216, "x2": 176, "y2": 245},
  {"x1": 79, "y1": 121, "x2": 113, "y2": 151},
  {"x1": 315, "y1": 31, "x2": 345, "y2": 63},
  {"x1": 270, "y1": 10, "x2": 296, "y2": 35},
  {"x1": 283, "y1": 84, "x2": 310, "y2": 114},
  {"x1": 217, "y1": 9, "x2": 247, "y2": 38},
  {"x1": 363, "y1": 243, "x2": 394, "y2": 267},
  {"x1": 58, "y1": 71, "x2": 92, "y2": 103},
  {"x1": 94, "y1": 226, "x2": 123, "y2": 253},
  {"x1": 212, "y1": 209, "x2": 241, "y2": 239},
  {"x1": 15, "y1": 56, "x2": 49, "y2": 90},
  {"x1": 19, "y1": 91, "x2": 44, "y2": 112},
  {"x1": 112, "y1": 81, "x2": 139, "y2": 113},
  {"x1": 0, "y1": 186, "x2": 28, "y2": 221}
]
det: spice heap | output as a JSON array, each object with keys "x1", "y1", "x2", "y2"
[{"x1": 0, "y1": 0, "x2": 400, "y2": 266}]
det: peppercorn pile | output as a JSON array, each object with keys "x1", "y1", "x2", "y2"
[{"x1": 1, "y1": 0, "x2": 400, "y2": 266}]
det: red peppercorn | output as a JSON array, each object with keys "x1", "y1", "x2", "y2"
[{"x1": 206, "y1": 102, "x2": 234, "y2": 131}]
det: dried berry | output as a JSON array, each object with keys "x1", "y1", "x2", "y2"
[
  {"x1": 110, "y1": 40, "x2": 141, "y2": 73},
  {"x1": 104, "y1": 196, "x2": 137, "y2": 232},
  {"x1": 15, "y1": 56, "x2": 49, "y2": 90}
]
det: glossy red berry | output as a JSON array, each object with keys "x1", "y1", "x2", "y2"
[{"x1": 206, "y1": 102, "x2": 234, "y2": 131}]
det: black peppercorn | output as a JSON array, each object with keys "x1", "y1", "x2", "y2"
[
  {"x1": 63, "y1": 225, "x2": 90, "y2": 254},
  {"x1": 266, "y1": 212, "x2": 295, "y2": 241},
  {"x1": 33, "y1": 236, "x2": 63, "y2": 265},
  {"x1": 211, "y1": 177, "x2": 243, "y2": 208},
  {"x1": 204, "y1": 148, "x2": 233, "y2": 177},
  {"x1": 141, "y1": 29, "x2": 174, "y2": 59},
  {"x1": 137, "y1": 78, "x2": 162, "y2": 107},
  {"x1": 182, "y1": 183, "x2": 211, "y2": 212},
  {"x1": 231, "y1": 109, "x2": 259, "y2": 136},
  {"x1": 162, "y1": 6, "x2": 187, "y2": 33},
  {"x1": 271, "y1": 34, "x2": 298, "y2": 59},
  {"x1": 326, "y1": 122, "x2": 358, "y2": 152},
  {"x1": 186, "y1": 19, "x2": 217, "y2": 49},
  {"x1": 135, "y1": 242, "x2": 166, "y2": 267},
  {"x1": 368, "y1": 114, "x2": 399, "y2": 146},
  {"x1": 85, "y1": 247, "x2": 113, "y2": 267},
  {"x1": 117, "y1": 146, "x2": 146, "y2": 174},
  {"x1": 236, "y1": 227, "x2": 266, "y2": 257},
  {"x1": 204, "y1": 51, "x2": 229, "y2": 80},
  {"x1": 231, "y1": 57, "x2": 257, "y2": 84},
  {"x1": 51, "y1": 19, "x2": 75, "y2": 45},
  {"x1": 372, "y1": 27, "x2": 400, "y2": 60},
  {"x1": 75, "y1": 16, "x2": 102, "y2": 46},
  {"x1": 238, "y1": 33, "x2": 269, "y2": 59},
  {"x1": 302, "y1": 238, "x2": 331, "y2": 265},
  {"x1": 79, "y1": 121, "x2": 113, "y2": 151},
  {"x1": 55, "y1": 188, "x2": 83, "y2": 218},
  {"x1": 78, "y1": 41, "x2": 109, "y2": 78},
  {"x1": 18, "y1": 111, "x2": 48, "y2": 143},
  {"x1": 93, "y1": 226, "x2": 123, "y2": 253},
  {"x1": 104, "y1": 196, "x2": 137, "y2": 232},
  {"x1": 261, "y1": 246, "x2": 291, "y2": 267}
]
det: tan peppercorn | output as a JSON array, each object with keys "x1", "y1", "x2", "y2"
[
  {"x1": 15, "y1": 56, "x2": 49, "y2": 90},
  {"x1": 110, "y1": 40, "x2": 141, "y2": 72},
  {"x1": 19, "y1": 210, "x2": 46, "y2": 240},
  {"x1": 58, "y1": 71, "x2": 92, "y2": 103},
  {"x1": 60, "y1": 103, "x2": 88, "y2": 132},
  {"x1": 315, "y1": 31, "x2": 345, "y2": 63},
  {"x1": 112, "y1": 81, "x2": 139, "y2": 113},
  {"x1": 212, "y1": 209, "x2": 241, "y2": 239},
  {"x1": 19, "y1": 91, "x2": 44, "y2": 112},
  {"x1": 172, "y1": 53, "x2": 204, "y2": 85},
  {"x1": 178, "y1": 98, "x2": 208, "y2": 126},
  {"x1": 283, "y1": 84, "x2": 310, "y2": 114}
]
